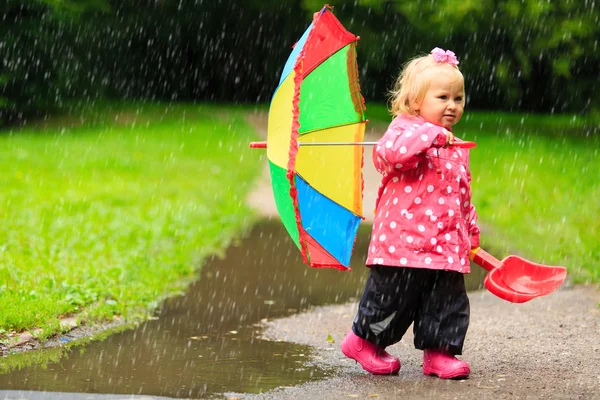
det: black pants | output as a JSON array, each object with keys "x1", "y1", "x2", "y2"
[{"x1": 352, "y1": 266, "x2": 470, "y2": 355}]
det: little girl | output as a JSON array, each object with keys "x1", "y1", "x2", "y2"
[{"x1": 341, "y1": 48, "x2": 480, "y2": 379}]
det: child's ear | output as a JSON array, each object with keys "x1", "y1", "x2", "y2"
[{"x1": 410, "y1": 98, "x2": 420, "y2": 112}]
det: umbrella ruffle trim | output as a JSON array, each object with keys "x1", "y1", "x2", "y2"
[{"x1": 287, "y1": 21, "x2": 311, "y2": 266}]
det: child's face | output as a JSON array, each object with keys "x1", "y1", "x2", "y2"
[{"x1": 413, "y1": 71, "x2": 465, "y2": 129}]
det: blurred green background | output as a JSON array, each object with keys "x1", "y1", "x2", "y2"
[
  {"x1": 1, "y1": 1, "x2": 598, "y2": 339},
  {"x1": 1, "y1": 0, "x2": 598, "y2": 124}
]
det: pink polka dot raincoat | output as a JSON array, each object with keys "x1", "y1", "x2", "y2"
[{"x1": 366, "y1": 114, "x2": 480, "y2": 273}]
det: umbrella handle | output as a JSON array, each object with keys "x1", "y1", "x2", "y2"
[
  {"x1": 452, "y1": 141, "x2": 476, "y2": 148},
  {"x1": 250, "y1": 141, "x2": 475, "y2": 149},
  {"x1": 469, "y1": 247, "x2": 501, "y2": 272}
]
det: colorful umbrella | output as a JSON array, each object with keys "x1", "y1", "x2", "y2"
[{"x1": 255, "y1": 6, "x2": 366, "y2": 270}]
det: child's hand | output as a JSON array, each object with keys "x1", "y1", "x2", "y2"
[{"x1": 444, "y1": 129, "x2": 454, "y2": 147}]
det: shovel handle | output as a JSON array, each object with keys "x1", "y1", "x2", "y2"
[{"x1": 469, "y1": 247, "x2": 501, "y2": 272}]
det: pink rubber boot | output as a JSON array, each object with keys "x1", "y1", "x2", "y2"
[
  {"x1": 340, "y1": 331, "x2": 400, "y2": 375},
  {"x1": 422, "y1": 349, "x2": 470, "y2": 379}
]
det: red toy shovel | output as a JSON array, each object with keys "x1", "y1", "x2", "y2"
[{"x1": 470, "y1": 247, "x2": 567, "y2": 303}]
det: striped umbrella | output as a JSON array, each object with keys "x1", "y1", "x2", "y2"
[{"x1": 255, "y1": 6, "x2": 366, "y2": 270}]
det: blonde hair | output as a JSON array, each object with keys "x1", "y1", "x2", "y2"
[{"x1": 389, "y1": 53, "x2": 464, "y2": 116}]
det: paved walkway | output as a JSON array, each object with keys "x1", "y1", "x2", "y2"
[{"x1": 244, "y1": 113, "x2": 600, "y2": 400}]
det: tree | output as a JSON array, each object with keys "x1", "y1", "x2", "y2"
[{"x1": 392, "y1": 0, "x2": 600, "y2": 112}]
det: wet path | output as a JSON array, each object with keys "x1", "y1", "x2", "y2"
[{"x1": 0, "y1": 221, "x2": 485, "y2": 398}]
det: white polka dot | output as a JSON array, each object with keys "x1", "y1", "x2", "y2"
[
  {"x1": 456, "y1": 198, "x2": 461, "y2": 205},
  {"x1": 464, "y1": 201, "x2": 470, "y2": 208},
  {"x1": 383, "y1": 187, "x2": 388, "y2": 194},
  {"x1": 438, "y1": 198, "x2": 445, "y2": 205},
  {"x1": 421, "y1": 134, "x2": 429, "y2": 142},
  {"x1": 448, "y1": 256, "x2": 454, "y2": 264},
  {"x1": 390, "y1": 221, "x2": 397, "y2": 229},
  {"x1": 427, "y1": 185, "x2": 434, "y2": 193},
  {"x1": 376, "y1": 145, "x2": 381, "y2": 151},
  {"x1": 393, "y1": 198, "x2": 398, "y2": 205},
  {"x1": 406, "y1": 131, "x2": 413, "y2": 137},
  {"x1": 404, "y1": 186, "x2": 412, "y2": 193},
  {"x1": 425, "y1": 257, "x2": 432, "y2": 264},
  {"x1": 379, "y1": 234, "x2": 387, "y2": 241},
  {"x1": 385, "y1": 141, "x2": 393, "y2": 148},
  {"x1": 447, "y1": 186, "x2": 453, "y2": 193},
  {"x1": 449, "y1": 210, "x2": 455, "y2": 217},
  {"x1": 385, "y1": 211, "x2": 389, "y2": 218},
  {"x1": 446, "y1": 162, "x2": 452, "y2": 169},
  {"x1": 437, "y1": 222, "x2": 444, "y2": 228},
  {"x1": 406, "y1": 213, "x2": 413, "y2": 220},
  {"x1": 456, "y1": 175, "x2": 462, "y2": 182},
  {"x1": 425, "y1": 122, "x2": 433, "y2": 127},
  {"x1": 461, "y1": 188, "x2": 466, "y2": 194},
  {"x1": 371, "y1": 246, "x2": 376, "y2": 253},
  {"x1": 392, "y1": 176, "x2": 399, "y2": 183},
  {"x1": 425, "y1": 209, "x2": 433, "y2": 216},
  {"x1": 460, "y1": 166, "x2": 466, "y2": 173},
  {"x1": 414, "y1": 197, "x2": 422, "y2": 204},
  {"x1": 400, "y1": 258, "x2": 408, "y2": 265},
  {"x1": 437, "y1": 245, "x2": 443, "y2": 253},
  {"x1": 431, "y1": 238, "x2": 437, "y2": 245},
  {"x1": 428, "y1": 162, "x2": 433, "y2": 169},
  {"x1": 430, "y1": 215, "x2": 437, "y2": 221},
  {"x1": 389, "y1": 246, "x2": 396, "y2": 253},
  {"x1": 401, "y1": 209, "x2": 407, "y2": 215},
  {"x1": 395, "y1": 163, "x2": 402, "y2": 169},
  {"x1": 433, "y1": 149, "x2": 439, "y2": 156},
  {"x1": 400, "y1": 146, "x2": 407, "y2": 154},
  {"x1": 412, "y1": 124, "x2": 420, "y2": 128},
  {"x1": 406, "y1": 236, "x2": 413, "y2": 243},
  {"x1": 419, "y1": 174, "x2": 424, "y2": 181},
  {"x1": 445, "y1": 233, "x2": 451, "y2": 240},
  {"x1": 455, "y1": 246, "x2": 460, "y2": 253},
  {"x1": 418, "y1": 225, "x2": 425, "y2": 232},
  {"x1": 460, "y1": 258, "x2": 466, "y2": 265}
]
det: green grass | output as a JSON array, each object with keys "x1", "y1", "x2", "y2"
[
  {"x1": 2, "y1": 100, "x2": 598, "y2": 342},
  {"x1": 367, "y1": 104, "x2": 600, "y2": 284},
  {"x1": 0, "y1": 102, "x2": 264, "y2": 336}
]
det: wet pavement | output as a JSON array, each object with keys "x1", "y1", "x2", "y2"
[{"x1": 0, "y1": 221, "x2": 485, "y2": 399}]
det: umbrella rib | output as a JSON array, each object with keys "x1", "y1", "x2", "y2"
[{"x1": 299, "y1": 120, "x2": 368, "y2": 137}]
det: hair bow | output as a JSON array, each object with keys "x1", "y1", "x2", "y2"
[{"x1": 430, "y1": 47, "x2": 459, "y2": 66}]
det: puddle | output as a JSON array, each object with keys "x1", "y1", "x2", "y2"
[{"x1": 0, "y1": 221, "x2": 485, "y2": 398}]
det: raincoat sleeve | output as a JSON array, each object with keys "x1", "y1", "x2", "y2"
[
  {"x1": 372, "y1": 122, "x2": 448, "y2": 174},
  {"x1": 468, "y1": 204, "x2": 481, "y2": 248},
  {"x1": 466, "y1": 167, "x2": 481, "y2": 248}
]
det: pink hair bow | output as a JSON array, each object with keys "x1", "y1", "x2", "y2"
[{"x1": 430, "y1": 47, "x2": 459, "y2": 66}]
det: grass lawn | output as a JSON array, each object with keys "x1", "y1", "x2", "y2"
[
  {"x1": 0, "y1": 102, "x2": 263, "y2": 339},
  {"x1": 367, "y1": 104, "x2": 600, "y2": 285},
  {"x1": 1, "y1": 101, "x2": 597, "y2": 345}
]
